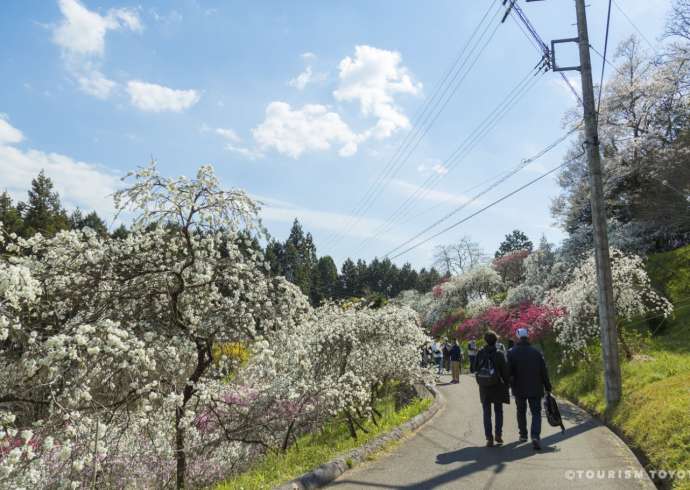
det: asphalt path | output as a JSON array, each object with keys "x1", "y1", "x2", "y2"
[{"x1": 329, "y1": 373, "x2": 654, "y2": 490}]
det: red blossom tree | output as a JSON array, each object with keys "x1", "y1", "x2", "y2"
[
  {"x1": 456, "y1": 302, "x2": 563, "y2": 342},
  {"x1": 492, "y1": 249, "x2": 530, "y2": 284}
]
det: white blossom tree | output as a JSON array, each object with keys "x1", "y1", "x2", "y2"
[{"x1": 549, "y1": 250, "x2": 673, "y2": 361}]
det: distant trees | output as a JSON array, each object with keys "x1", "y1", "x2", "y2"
[
  {"x1": 0, "y1": 170, "x2": 111, "y2": 244},
  {"x1": 433, "y1": 236, "x2": 487, "y2": 275},
  {"x1": 553, "y1": 32, "x2": 690, "y2": 257},
  {"x1": 265, "y1": 219, "x2": 442, "y2": 305},
  {"x1": 494, "y1": 229, "x2": 533, "y2": 258},
  {"x1": 2, "y1": 173, "x2": 442, "y2": 306}
]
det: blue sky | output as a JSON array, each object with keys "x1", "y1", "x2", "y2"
[{"x1": 0, "y1": 0, "x2": 672, "y2": 269}]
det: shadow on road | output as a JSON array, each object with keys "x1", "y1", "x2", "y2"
[{"x1": 330, "y1": 415, "x2": 598, "y2": 489}]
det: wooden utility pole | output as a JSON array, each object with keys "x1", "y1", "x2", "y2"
[
  {"x1": 521, "y1": 0, "x2": 622, "y2": 406},
  {"x1": 573, "y1": 0, "x2": 621, "y2": 407}
]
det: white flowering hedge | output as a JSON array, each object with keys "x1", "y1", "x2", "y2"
[
  {"x1": 0, "y1": 165, "x2": 429, "y2": 489},
  {"x1": 549, "y1": 250, "x2": 673, "y2": 361}
]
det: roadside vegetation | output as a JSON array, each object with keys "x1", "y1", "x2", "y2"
[
  {"x1": 549, "y1": 245, "x2": 690, "y2": 489},
  {"x1": 216, "y1": 395, "x2": 432, "y2": 490}
]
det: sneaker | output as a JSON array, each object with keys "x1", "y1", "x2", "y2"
[
  {"x1": 495, "y1": 435, "x2": 503, "y2": 446},
  {"x1": 519, "y1": 435, "x2": 528, "y2": 443},
  {"x1": 486, "y1": 437, "x2": 494, "y2": 447},
  {"x1": 532, "y1": 439, "x2": 541, "y2": 450}
]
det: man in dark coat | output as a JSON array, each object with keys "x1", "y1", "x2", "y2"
[
  {"x1": 450, "y1": 339, "x2": 462, "y2": 383},
  {"x1": 507, "y1": 326, "x2": 553, "y2": 450},
  {"x1": 475, "y1": 331, "x2": 510, "y2": 447}
]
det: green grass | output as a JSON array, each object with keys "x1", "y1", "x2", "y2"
[
  {"x1": 215, "y1": 396, "x2": 432, "y2": 490},
  {"x1": 551, "y1": 245, "x2": 690, "y2": 489}
]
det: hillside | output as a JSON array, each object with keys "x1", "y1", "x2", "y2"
[{"x1": 550, "y1": 244, "x2": 690, "y2": 489}]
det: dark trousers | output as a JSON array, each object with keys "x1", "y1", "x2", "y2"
[
  {"x1": 516, "y1": 396, "x2": 542, "y2": 440},
  {"x1": 482, "y1": 400, "x2": 503, "y2": 439},
  {"x1": 469, "y1": 355, "x2": 476, "y2": 373}
]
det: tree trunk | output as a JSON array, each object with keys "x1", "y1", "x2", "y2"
[
  {"x1": 345, "y1": 413, "x2": 357, "y2": 440},
  {"x1": 282, "y1": 420, "x2": 295, "y2": 452},
  {"x1": 175, "y1": 407, "x2": 186, "y2": 489}
]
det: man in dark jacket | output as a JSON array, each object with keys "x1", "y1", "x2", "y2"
[
  {"x1": 475, "y1": 331, "x2": 510, "y2": 447},
  {"x1": 450, "y1": 339, "x2": 462, "y2": 383},
  {"x1": 507, "y1": 326, "x2": 553, "y2": 450}
]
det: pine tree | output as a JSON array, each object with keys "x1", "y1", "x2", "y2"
[
  {"x1": 0, "y1": 191, "x2": 24, "y2": 239},
  {"x1": 22, "y1": 170, "x2": 69, "y2": 237},
  {"x1": 494, "y1": 229, "x2": 533, "y2": 258},
  {"x1": 339, "y1": 258, "x2": 358, "y2": 298},
  {"x1": 311, "y1": 256, "x2": 338, "y2": 304},
  {"x1": 111, "y1": 224, "x2": 130, "y2": 240}
]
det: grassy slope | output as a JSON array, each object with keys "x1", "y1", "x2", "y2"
[
  {"x1": 215, "y1": 395, "x2": 432, "y2": 490},
  {"x1": 550, "y1": 245, "x2": 690, "y2": 489}
]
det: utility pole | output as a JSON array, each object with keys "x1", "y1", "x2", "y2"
[
  {"x1": 573, "y1": 0, "x2": 621, "y2": 407},
  {"x1": 521, "y1": 0, "x2": 622, "y2": 406}
]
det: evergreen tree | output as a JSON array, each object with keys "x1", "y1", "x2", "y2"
[
  {"x1": 395, "y1": 262, "x2": 418, "y2": 294},
  {"x1": 80, "y1": 211, "x2": 108, "y2": 236},
  {"x1": 311, "y1": 255, "x2": 338, "y2": 304},
  {"x1": 0, "y1": 191, "x2": 24, "y2": 239},
  {"x1": 494, "y1": 229, "x2": 533, "y2": 258},
  {"x1": 264, "y1": 239, "x2": 285, "y2": 276},
  {"x1": 338, "y1": 258, "x2": 358, "y2": 298},
  {"x1": 282, "y1": 219, "x2": 317, "y2": 298},
  {"x1": 22, "y1": 170, "x2": 69, "y2": 237},
  {"x1": 111, "y1": 224, "x2": 130, "y2": 240}
]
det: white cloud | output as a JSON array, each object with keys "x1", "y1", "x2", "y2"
[
  {"x1": 252, "y1": 101, "x2": 360, "y2": 158},
  {"x1": 225, "y1": 144, "x2": 263, "y2": 160},
  {"x1": 391, "y1": 179, "x2": 471, "y2": 206},
  {"x1": 126, "y1": 81, "x2": 200, "y2": 112},
  {"x1": 260, "y1": 198, "x2": 391, "y2": 240},
  {"x1": 288, "y1": 52, "x2": 327, "y2": 91},
  {"x1": 288, "y1": 66, "x2": 328, "y2": 91},
  {"x1": 0, "y1": 117, "x2": 120, "y2": 218},
  {"x1": 76, "y1": 67, "x2": 116, "y2": 99},
  {"x1": 0, "y1": 115, "x2": 24, "y2": 145},
  {"x1": 417, "y1": 160, "x2": 449, "y2": 176},
  {"x1": 52, "y1": 0, "x2": 142, "y2": 99},
  {"x1": 334, "y1": 45, "x2": 422, "y2": 140},
  {"x1": 203, "y1": 126, "x2": 263, "y2": 160},
  {"x1": 214, "y1": 127, "x2": 241, "y2": 143},
  {"x1": 301, "y1": 52, "x2": 317, "y2": 61}
]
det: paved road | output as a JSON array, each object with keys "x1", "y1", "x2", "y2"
[{"x1": 330, "y1": 373, "x2": 653, "y2": 490}]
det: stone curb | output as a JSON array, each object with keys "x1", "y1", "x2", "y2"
[{"x1": 274, "y1": 384, "x2": 445, "y2": 490}]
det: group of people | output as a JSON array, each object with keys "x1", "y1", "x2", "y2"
[
  {"x1": 423, "y1": 339, "x2": 463, "y2": 383},
  {"x1": 424, "y1": 326, "x2": 552, "y2": 450},
  {"x1": 474, "y1": 326, "x2": 552, "y2": 450}
]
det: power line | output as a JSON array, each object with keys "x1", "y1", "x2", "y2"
[
  {"x1": 383, "y1": 125, "x2": 581, "y2": 258},
  {"x1": 321, "y1": 1, "x2": 504, "y2": 250},
  {"x1": 508, "y1": 2, "x2": 583, "y2": 105},
  {"x1": 351, "y1": 66, "x2": 543, "y2": 256},
  {"x1": 387, "y1": 158, "x2": 578, "y2": 261},
  {"x1": 596, "y1": 0, "x2": 613, "y2": 118},
  {"x1": 611, "y1": 0, "x2": 656, "y2": 51}
]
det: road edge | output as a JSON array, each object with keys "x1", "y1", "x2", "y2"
[{"x1": 274, "y1": 384, "x2": 445, "y2": 490}]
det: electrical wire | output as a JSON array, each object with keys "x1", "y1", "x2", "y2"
[
  {"x1": 320, "y1": 0, "x2": 504, "y2": 250},
  {"x1": 596, "y1": 0, "x2": 613, "y2": 120},
  {"x1": 387, "y1": 160, "x2": 573, "y2": 260},
  {"x1": 351, "y1": 66, "x2": 543, "y2": 256},
  {"x1": 383, "y1": 127, "x2": 582, "y2": 259}
]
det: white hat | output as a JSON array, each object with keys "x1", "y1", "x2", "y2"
[{"x1": 516, "y1": 327, "x2": 529, "y2": 338}]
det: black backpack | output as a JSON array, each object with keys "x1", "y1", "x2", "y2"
[
  {"x1": 543, "y1": 393, "x2": 566, "y2": 432},
  {"x1": 475, "y1": 351, "x2": 500, "y2": 387}
]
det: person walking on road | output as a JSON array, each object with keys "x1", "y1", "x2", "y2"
[
  {"x1": 507, "y1": 326, "x2": 553, "y2": 450},
  {"x1": 475, "y1": 331, "x2": 510, "y2": 447},
  {"x1": 442, "y1": 341, "x2": 451, "y2": 373},
  {"x1": 450, "y1": 339, "x2": 463, "y2": 383},
  {"x1": 468, "y1": 338, "x2": 478, "y2": 373},
  {"x1": 431, "y1": 339, "x2": 443, "y2": 375}
]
